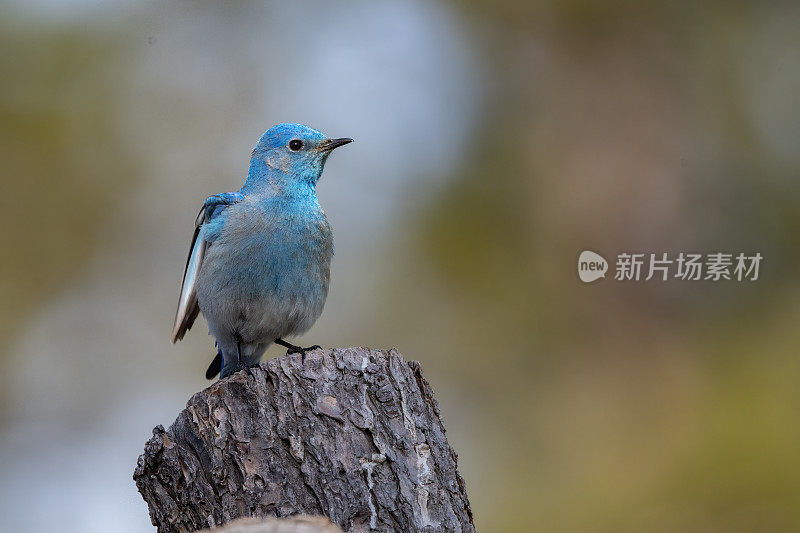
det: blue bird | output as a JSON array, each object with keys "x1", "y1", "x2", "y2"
[{"x1": 171, "y1": 123, "x2": 352, "y2": 379}]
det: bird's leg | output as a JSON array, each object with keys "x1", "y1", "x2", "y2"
[
  {"x1": 234, "y1": 341, "x2": 254, "y2": 377},
  {"x1": 275, "y1": 338, "x2": 321, "y2": 363}
]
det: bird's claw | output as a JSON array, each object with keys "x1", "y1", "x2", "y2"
[
  {"x1": 233, "y1": 361, "x2": 258, "y2": 378},
  {"x1": 274, "y1": 338, "x2": 321, "y2": 363},
  {"x1": 285, "y1": 344, "x2": 321, "y2": 363}
]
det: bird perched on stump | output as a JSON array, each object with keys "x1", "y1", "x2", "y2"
[{"x1": 171, "y1": 123, "x2": 352, "y2": 379}]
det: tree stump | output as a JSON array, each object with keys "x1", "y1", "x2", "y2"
[{"x1": 134, "y1": 347, "x2": 475, "y2": 533}]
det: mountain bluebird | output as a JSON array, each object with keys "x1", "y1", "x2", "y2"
[{"x1": 171, "y1": 123, "x2": 352, "y2": 379}]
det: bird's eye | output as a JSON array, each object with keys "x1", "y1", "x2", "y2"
[{"x1": 288, "y1": 139, "x2": 303, "y2": 151}]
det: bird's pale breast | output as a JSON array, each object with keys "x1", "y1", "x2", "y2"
[{"x1": 196, "y1": 197, "x2": 332, "y2": 344}]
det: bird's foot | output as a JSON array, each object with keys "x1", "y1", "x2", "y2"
[
  {"x1": 284, "y1": 344, "x2": 321, "y2": 356},
  {"x1": 275, "y1": 339, "x2": 321, "y2": 363},
  {"x1": 232, "y1": 360, "x2": 259, "y2": 378},
  {"x1": 297, "y1": 344, "x2": 321, "y2": 353}
]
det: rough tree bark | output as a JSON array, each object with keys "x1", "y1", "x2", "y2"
[{"x1": 134, "y1": 347, "x2": 475, "y2": 533}]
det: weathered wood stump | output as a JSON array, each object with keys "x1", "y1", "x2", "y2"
[{"x1": 134, "y1": 347, "x2": 475, "y2": 533}]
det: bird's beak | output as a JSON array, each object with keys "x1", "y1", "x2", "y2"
[{"x1": 318, "y1": 137, "x2": 353, "y2": 152}]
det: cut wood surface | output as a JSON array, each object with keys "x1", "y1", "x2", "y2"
[{"x1": 134, "y1": 347, "x2": 475, "y2": 533}]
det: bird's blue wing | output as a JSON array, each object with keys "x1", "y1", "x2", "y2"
[{"x1": 171, "y1": 192, "x2": 243, "y2": 342}]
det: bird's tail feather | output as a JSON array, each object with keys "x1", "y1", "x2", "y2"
[{"x1": 206, "y1": 350, "x2": 222, "y2": 379}]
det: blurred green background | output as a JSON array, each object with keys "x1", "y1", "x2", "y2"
[{"x1": 2, "y1": 1, "x2": 800, "y2": 531}]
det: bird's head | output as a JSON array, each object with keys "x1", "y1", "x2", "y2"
[{"x1": 246, "y1": 123, "x2": 352, "y2": 192}]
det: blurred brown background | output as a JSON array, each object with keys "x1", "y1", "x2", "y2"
[{"x1": 1, "y1": 1, "x2": 799, "y2": 531}]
